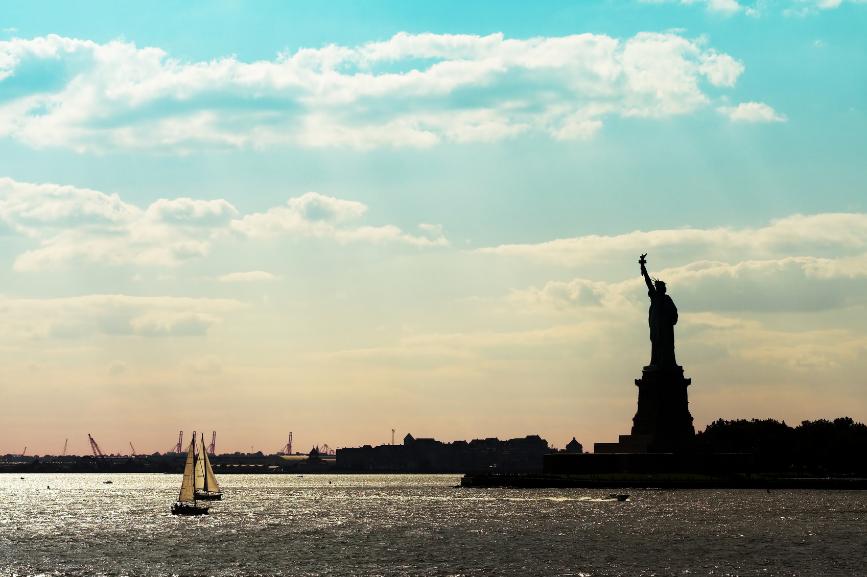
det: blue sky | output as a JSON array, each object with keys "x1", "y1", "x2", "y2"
[{"x1": 1, "y1": 0, "x2": 866, "y2": 455}]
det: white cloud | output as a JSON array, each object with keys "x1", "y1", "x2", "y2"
[
  {"x1": 0, "y1": 178, "x2": 138, "y2": 233},
  {"x1": 642, "y1": 0, "x2": 866, "y2": 15},
  {"x1": 699, "y1": 53, "x2": 745, "y2": 87},
  {"x1": 0, "y1": 294, "x2": 243, "y2": 340},
  {"x1": 129, "y1": 311, "x2": 221, "y2": 337},
  {"x1": 640, "y1": 0, "x2": 744, "y2": 14},
  {"x1": 218, "y1": 270, "x2": 278, "y2": 283},
  {"x1": 0, "y1": 31, "x2": 747, "y2": 150},
  {"x1": 707, "y1": 0, "x2": 744, "y2": 13},
  {"x1": 487, "y1": 210, "x2": 867, "y2": 320},
  {"x1": 514, "y1": 256, "x2": 867, "y2": 314},
  {"x1": 232, "y1": 191, "x2": 448, "y2": 247},
  {"x1": 785, "y1": 0, "x2": 867, "y2": 14},
  {"x1": 510, "y1": 278, "x2": 630, "y2": 311},
  {"x1": 0, "y1": 178, "x2": 448, "y2": 270},
  {"x1": 477, "y1": 212, "x2": 867, "y2": 379},
  {"x1": 718, "y1": 101, "x2": 787, "y2": 123},
  {"x1": 144, "y1": 198, "x2": 238, "y2": 226},
  {"x1": 478, "y1": 212, "x2": 867, "y2": 266}
]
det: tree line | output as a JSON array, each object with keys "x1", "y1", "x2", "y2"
[{"x1": 694, "y1": 417, "x2": 867, "y2": 474}]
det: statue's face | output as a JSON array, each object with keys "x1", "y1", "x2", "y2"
[{"x1": 655, "y1": 281, "x2": 666, "y2": 294}]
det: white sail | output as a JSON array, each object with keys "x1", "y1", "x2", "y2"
[
  {"x1": 194, "y1": 436, "x2": 206, "y2": 491},
  {"x1": 178, "y1": 438, "x2": 196, "y2": 503},
  {"x1": 202, "y1": 445, "x2": 221, "y2": 493}
]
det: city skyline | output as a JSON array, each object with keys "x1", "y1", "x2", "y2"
[{"x1": 2, "y1": 0, "x2": 866, "y2": 455}]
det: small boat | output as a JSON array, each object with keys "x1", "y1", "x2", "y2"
[
  {"x1": 608, "y1": 493, "x2": 629, "y2": 502},
  {"x1": 103, "y1": 480, "x2": 113, "y2": 484},
  {"x1": 171, "y1": 436, "x2": 209, "y2": 516},
  {"x1": 194, "y1": 433, "x2": 222, "y2": 501}
]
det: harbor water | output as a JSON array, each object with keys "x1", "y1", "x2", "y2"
[{"x1": 2, "y1": 473, "x2": 866, "y2": 576}]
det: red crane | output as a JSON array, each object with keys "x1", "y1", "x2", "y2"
[{"x1": 88, "y1": 433, "x2": 105, "y2": 458}]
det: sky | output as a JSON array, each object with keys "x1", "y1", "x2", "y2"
[{"x1": 1, "y1": 0, "x2": 866, "y2": 456}]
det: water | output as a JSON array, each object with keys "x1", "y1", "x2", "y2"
[{"x1": 2, "y1": 474, "x2": 866, "y2": 576}]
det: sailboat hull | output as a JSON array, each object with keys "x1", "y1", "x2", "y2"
[
  {"x1": 194, "y1": 491, "x2": 222, "y2": 501},
  {"x1": 171, "y1": 502, "x2": 209, "y2": 515}
]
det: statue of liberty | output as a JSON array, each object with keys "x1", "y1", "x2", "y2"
[{"x1": 639, "y1": 254, "x2": 678, "y2": 368}]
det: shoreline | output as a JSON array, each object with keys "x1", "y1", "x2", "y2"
[{"x1": 460, "y1": 472, "x2": 867, "y2": 490}]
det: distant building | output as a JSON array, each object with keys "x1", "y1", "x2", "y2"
[
  {"x1": 565, "y1": 438, "x2": 583, "y2": 454},
  {"x1": 336, "y1": 434, "x2": 552, "y2": 473}
]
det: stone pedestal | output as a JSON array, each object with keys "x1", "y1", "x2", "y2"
[{"x1": 594, "y1": 365, "x2": 695, "y2": 453}]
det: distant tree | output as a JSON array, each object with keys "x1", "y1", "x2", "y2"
[{"x1": 694, "y1": 417, "x2": 867, "y2": 474}]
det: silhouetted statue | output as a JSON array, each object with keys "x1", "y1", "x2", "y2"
[{"x1": 639, "y1": 254, "x2": 678, "y2": 368}]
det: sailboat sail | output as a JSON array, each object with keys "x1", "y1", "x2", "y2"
[
  {"x1": 178, "y1": 438, "x2": 196, "y2": 503},
  {"x1": 194, "y1": 436, "x2": 206, "y2": 492},
  {"x1": 202, "y1": 444, "x2": 221, "y2": 493}
]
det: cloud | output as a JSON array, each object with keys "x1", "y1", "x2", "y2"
[
  {"x1": 0, "y1": 178, "x2": 138, "y2": 232},
  {"x1": 509, "y1": 278, "x2": 632, "y2": 312},
  {"x1": 784, "y1": 0, "x2": 867, "y2": 15},
  {"x1": 232, "y1": 191, "x2": 449, "y2": 247},
  {"x1": 718, "y1": 101, "x2": 787, "y2": 123},
  {"x1": 639, "y1": 0, "x2": 746, "y2": 14},
  {"x1": 0, "y1": 294, "x2": 243, "y2": 340},
  {"x1": 0, "y1": 178, "x2": 447, "y2": 270},
  {"x1": 326, "y1": 322, "x2": 612, "y2": 367},
  {"x1": 129, "y1": 311, "x2": 220, "y2": 336},
  {"x1": 107, "y1": 360, "x2": 128, "y2": 375},
  {"x1": 0, "y1": 32, "x2": 748, "y2": 150},
  {"x1": 144, "y1": 198, "x2": 238, "y2": 227},
  {"x1": 482, "y1": 214, "x2": 867, "y2": 363},
  {"x1": 707, "y1": 0, "x2": 745, "y2": 13},
  {"x1": 642, "y1": 0, "x2": 866, "y2": 15},
  {"x1": 513, "y1": 256, "x2": 867, "y2": 317},
  {"x1": 699, "y1": 54, "x2": 744, "y2": 87},
  {"x1": 477, "y1": 212, "x2": 867, "y2": 266},
  {"x1": 218, "y1": 270, "x2": 278, "y2": 283}
]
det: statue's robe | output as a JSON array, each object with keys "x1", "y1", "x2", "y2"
[{"x1": 648, "y1": 289, "x2": 678, "y2": 368}]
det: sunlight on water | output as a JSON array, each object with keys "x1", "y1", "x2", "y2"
[{"x1": 2, "y1": 474, "x2": 866, "y2": 576}]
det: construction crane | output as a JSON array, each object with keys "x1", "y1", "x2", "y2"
[
  {"x1": 391, "y1": 428, "x2": 395, "y2": 445},
  {"x1": 88, "y1": 433, "x2": 105, "y2": 458},
  {"x1": 170, "y1": 430, "x2": 183, "y2": 454},
  {"x1": 208, "y1": 431, "x2": 216, "y2": 455},
  {"x1": 129, "y1": 442, "x2": 137, "y2": 457},
  {"x1": 278, "y1": 432, "x2": 293, "y2": 455},
  {"x1": 20, "y1": 446, "x2": 26, "y2": 457},
  {"x1": 62, "y1": 438, "x2": 68, "y2": 456}
]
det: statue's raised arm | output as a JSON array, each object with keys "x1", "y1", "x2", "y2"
[{"x1": 639, "y1": 253, "x2": 654, "y2": 293}]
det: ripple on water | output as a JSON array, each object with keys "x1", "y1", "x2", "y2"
[{"x1": 2, "y1": 474, "x2": 867, "y2": 576}]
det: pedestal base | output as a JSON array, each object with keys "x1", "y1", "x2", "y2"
[{"x1": 594, "y1": 365, "x2": 695, "y2": 453}]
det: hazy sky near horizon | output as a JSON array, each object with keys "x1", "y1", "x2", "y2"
[{"x1": 1, "y1": 0, "x2": 866, "y2": 455}]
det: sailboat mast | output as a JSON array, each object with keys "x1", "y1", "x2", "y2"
[{"x1": 192, "y1": 434, "x2": 198, "y2": 504}]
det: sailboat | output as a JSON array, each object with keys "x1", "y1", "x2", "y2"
[
  {"x1": 171, "y1": 436, "x2": 209, "y2": 516},
  {"x1": 194, "y1": 433, "x2": 223, "y2": 501}
]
